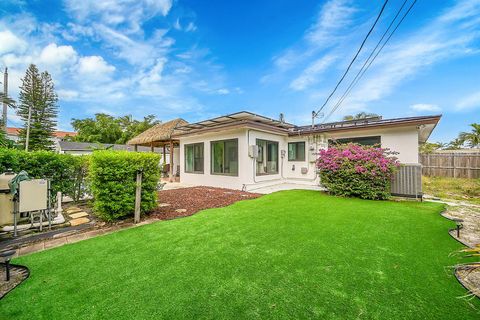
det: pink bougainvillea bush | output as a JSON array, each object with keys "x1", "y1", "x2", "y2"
[{"x1": 316, "y1": 143, "x2": 400, "y2": 200}]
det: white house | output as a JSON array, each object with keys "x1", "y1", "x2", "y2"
[
  {"x1": 171, "y1": 112, "x2": 440, "y2": 192},
  {"x1": 129, "y1": 111, "x2": 440, "y2": 193}
]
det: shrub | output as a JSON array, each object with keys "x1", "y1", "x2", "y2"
[
  {"x1": 316, "y1": 144, "x2": 400, "y2": 200},
  {"x1": 0, "y1": 148, "x2": 89, "y2": 201},
  {"x1": 89, "y1": 151, "x2": 161, "y2": 221}
]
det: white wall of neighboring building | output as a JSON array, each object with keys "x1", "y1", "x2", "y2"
[{"x1": 178, "y1": 125, "x2": 420, "y2": 190}]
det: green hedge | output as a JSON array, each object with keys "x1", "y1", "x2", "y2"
[
  {"x1": 89, "y1": 151, "x2": 161, "y2": 221},
  {"x1": 0, "y1": 148, "x2": 89, "y2": 201}
]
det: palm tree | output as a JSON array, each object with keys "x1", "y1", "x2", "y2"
[
  {"x1": 458, "y1": 123, "x2": 480, "y2": 148},
  {"x1": 343, "y1": 112, "x2": 380, "y2": 121}
]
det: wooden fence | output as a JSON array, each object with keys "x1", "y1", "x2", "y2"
[{"x1": 419, "y1": 153, "x2": 480, "y2": 178}]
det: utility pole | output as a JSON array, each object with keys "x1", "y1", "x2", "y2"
[
  {"x1": 2, "y1": 67, "x2": 7, "y2": 133},
  {"x1": 25, "y1": 103, "x2": 32, "y2": 151}
]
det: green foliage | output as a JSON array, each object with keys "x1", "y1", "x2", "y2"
[
  {"x1": 419, "y1": 142, "x2": 445, "y2": 154},
  {"x1": 458, "y1": 123, "x2": 480, "y2": 148},
  {"x1": 0, "y1": 148, "x2": 89, "y2": 201},
  {"x1": 16, "y1": 64, "x2": 59, "y2": 151},
  {"x1": 89, "y1": 151, "x2": 160, "y2": 221},
  {"x1": 342, "y1": 112, "x2": 380, "y2": 121},
  {"x1": 71, "y1": 113, "x2": 160, "y2": 144}
]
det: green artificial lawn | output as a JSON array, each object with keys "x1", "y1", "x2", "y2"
[{"x1": 1, "y1": 191, "x2": 479, "y2": 319}]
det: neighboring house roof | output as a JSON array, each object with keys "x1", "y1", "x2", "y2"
[
  {"x1": 127, "y1": 118, "x2": 188, "y2": 146},
  {"x1": 6, "y1": 127, "x2": 78, "y2": 138},
  {"x1": 169, "y1": 111, "x2": 441, "y2": 143},
  {"x1": 58, "y1": 141, "x2": 167, "y2": 153}
]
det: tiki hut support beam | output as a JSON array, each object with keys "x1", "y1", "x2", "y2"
[
  {"x1": 150, "y1": 142, "x2": 154, "y2": 152},
  {"x1": 169, "y1": 140, "x2": 174, "y2": 182},
  {"x1": 134, "y1": 144, "x2": 138, "y2": 151},
  {"x1": 163, "y1": 145, "x2": 166, "y2": 164}
]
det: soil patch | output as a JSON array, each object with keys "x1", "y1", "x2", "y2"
[
  {"x1": 456, "y1": 265, "x2": 480, "y2": 299},
  {"x1": 442, "y1": 205, "x2": 480, "y2": 248},
  {"x1": 152, "y1": 186, "x2": 261, "y2": 220},
  {"x1": 0, "y1": 263, "x2": 29, "y2": 299}
]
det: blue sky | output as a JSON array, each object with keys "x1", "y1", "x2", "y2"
[{"x1": 0, "y1": 0, "x2": 479, "y2": 142}]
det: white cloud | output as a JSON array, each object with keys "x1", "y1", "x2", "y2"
[
  {"x1": 305, "y1": 0, "x2": 357, "y2": 46},
  {"x1": 39, "y1": 43, "x2": 78, "y2": 66},
  {"x1": 410, "y1": 103, "x2": 441, "y2": 113},
  {"x1": 0, "y1": 30, "x2": 27, "y2": 54},
  {"x1": 322, "y1": 0, "x2": 480, "y2": 119},
  {"x1": 456, "y1": 91, "x2": 480, "y2": 111},
  {"x1": 216, "y1": 88, "x2": 230, "y2": 95},
  {"x1": 64, "y1": 0, "x2": 173, "y2": 34},
  {"x1": 57, "y1": 89, "x2": 79, "y2": 100},
  {"x1": 290, "y1": 55, "x2": 336, "y2": 91},
  {"x1": 77, "y1": 55, "x2": 115, "y2": 77},
  {"x1": 185, "y1": 22, "x2": 197, "y2": 32}
]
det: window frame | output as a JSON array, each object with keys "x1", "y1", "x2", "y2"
[
  {"x1": 210, "y1": 138, "x2": 239, "y2": 176},
  {"x1": 328, "y1": 135, "x2": 381, "y2": 147},
  {"x1": 256, "y1": 139, "x2": 279, "y2": 176},
  {"x1": 184, "y1": 142, "x2": 204, "y2": 174},
  {"x1": 288, "y1": 141, "x2": 306, "y2": 161}
]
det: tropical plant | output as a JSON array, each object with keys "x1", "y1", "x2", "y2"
[
  {"x1": 316, "y1": 143, "x2": 400, "y2": 200},
  {"x1": 342, "y1": 112, "x2": 380, "y2": 121},
  {"x1": 458, "y1": 123, "x2": 480, "y2": 148},
  {"x1": 71, "y1": 113, "x2": 160, "y2": 144},
  {"x1": 16, "y1": 64, "x2": 59, "y2": 151},
  {"x1": 419, "y1": 142, "x2": 446, "y2": 154}
]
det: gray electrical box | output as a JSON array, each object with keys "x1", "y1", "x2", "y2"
[
  {"x1": 18, "y1": 179, "x2": 48, "y2": 213},
  {"x1": 248, "y1": 145, "x2": 259, "y2": 158}
]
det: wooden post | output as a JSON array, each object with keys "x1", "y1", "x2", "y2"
[
  {"x1": 163, "y1": 145, "x2": 166, "y2": 164},
  {"x1": 151, "y1": 142, "x2": 154, "y2": 152},
  {"x1": 134, "y1": 144, "x2": 138, "y2": 152},
  {"x1": 134, "y1": 170, "x2": 142, "y2": 224},
  {"x1": 169, "y1": 141, "x2": 174, "y2": 182}
]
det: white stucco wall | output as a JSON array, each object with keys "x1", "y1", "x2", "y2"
[{"x1": 178, "y1": 125, "x2": 420, "y2": 190}]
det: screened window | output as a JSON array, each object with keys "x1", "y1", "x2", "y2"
[
  {"x1": 185, "y1": 143, "x2": 204, "y2": 173},
  {"x1": 256, "y1": 139, "x2": 279, "y2": 175},
  {"x1": 288, "y1": 142, "x2": 306, "y2": 161},
  {"x1": 329, "y1": 136, "x2": 381, "y2": 146},
  {"x1": 211, "y1": 139, "x2": 238, "y2": 176}
]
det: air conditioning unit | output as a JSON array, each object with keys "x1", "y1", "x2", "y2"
[{"x1": 248, "y1": 145, "x2": 259, "y2": 158}]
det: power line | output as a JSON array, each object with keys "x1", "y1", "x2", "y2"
[
  {"x1": 323, "y1": 0, "x2": 418, "y2": 123},
  {"x1": 311, "y1": 0, "x2": 390, "y2": 126}
]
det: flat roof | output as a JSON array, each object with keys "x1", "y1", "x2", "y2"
[
  {"x1": 173, "y1": 111, "x2": 294, "y2": 135},
  {"x1": 172, "y1": 112, "x2": 441, "y2": 142}
]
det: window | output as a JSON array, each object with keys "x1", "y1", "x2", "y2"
[
  {"x1": 329, "y1": 136, "x2": 381, "y2": 147},
  {"x1": 256, "y1": 139, "x2": 279, "y2": 175},
  {"x1": 211, "y1": 139, "x2": 238, "y2": 176},
  {"x1": 185, "y1": 143, "x2": 204, "y2": 173},
  {"x1": 288, "y1": 142, "x2": 306, "y2": 161}
]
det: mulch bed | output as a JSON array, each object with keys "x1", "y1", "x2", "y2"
[
  {"x1": 151, "y1": 186, "x2": 261, "y2": 220},
  {"x1": 0, "y1": 263, "x2": 30, "y2": 299},
  {"x1": 455, "y1": 265, "x2": 480, "y2": 299}
]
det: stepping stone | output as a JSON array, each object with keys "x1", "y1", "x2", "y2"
[
  {"x1": 69, "y1": 211, "x2": 88, "y2": 219},
  {"x1": 70, "y1": 217, "x2": 90, "y2": 226},
  {"x1": 66, "y1": 207, "x2": 82, "y2": 214},
  {"x1": 158, "y1": 203, "x2": 171, "y2": 207},
  {"x1": 175, "y1": 209, "x2": 187, "y2": 213}
]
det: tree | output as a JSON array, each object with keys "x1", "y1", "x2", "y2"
[
  {"x1": 458, "y1": 123, "x2": 480, "y2": 148},
  {"x1": 419, "y1": 142, "x2": 445, "y2": 154},
  {"x1": 17, "y1": 64, "x2": 58, "y2": 151},
  {"x1": 343, "y1": 112, "x2": 380, "y2": 121},
  {"x1": 71, "y1": 113, "x2": 160, "y2": 144}
]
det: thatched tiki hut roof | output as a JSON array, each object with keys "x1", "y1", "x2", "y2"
[
  {"x1": 127, "y1": 118, "x2": 188, "y2": 182},
  {"x1": 127, "y1": 118, "x2": 188, "y2": 147}
]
